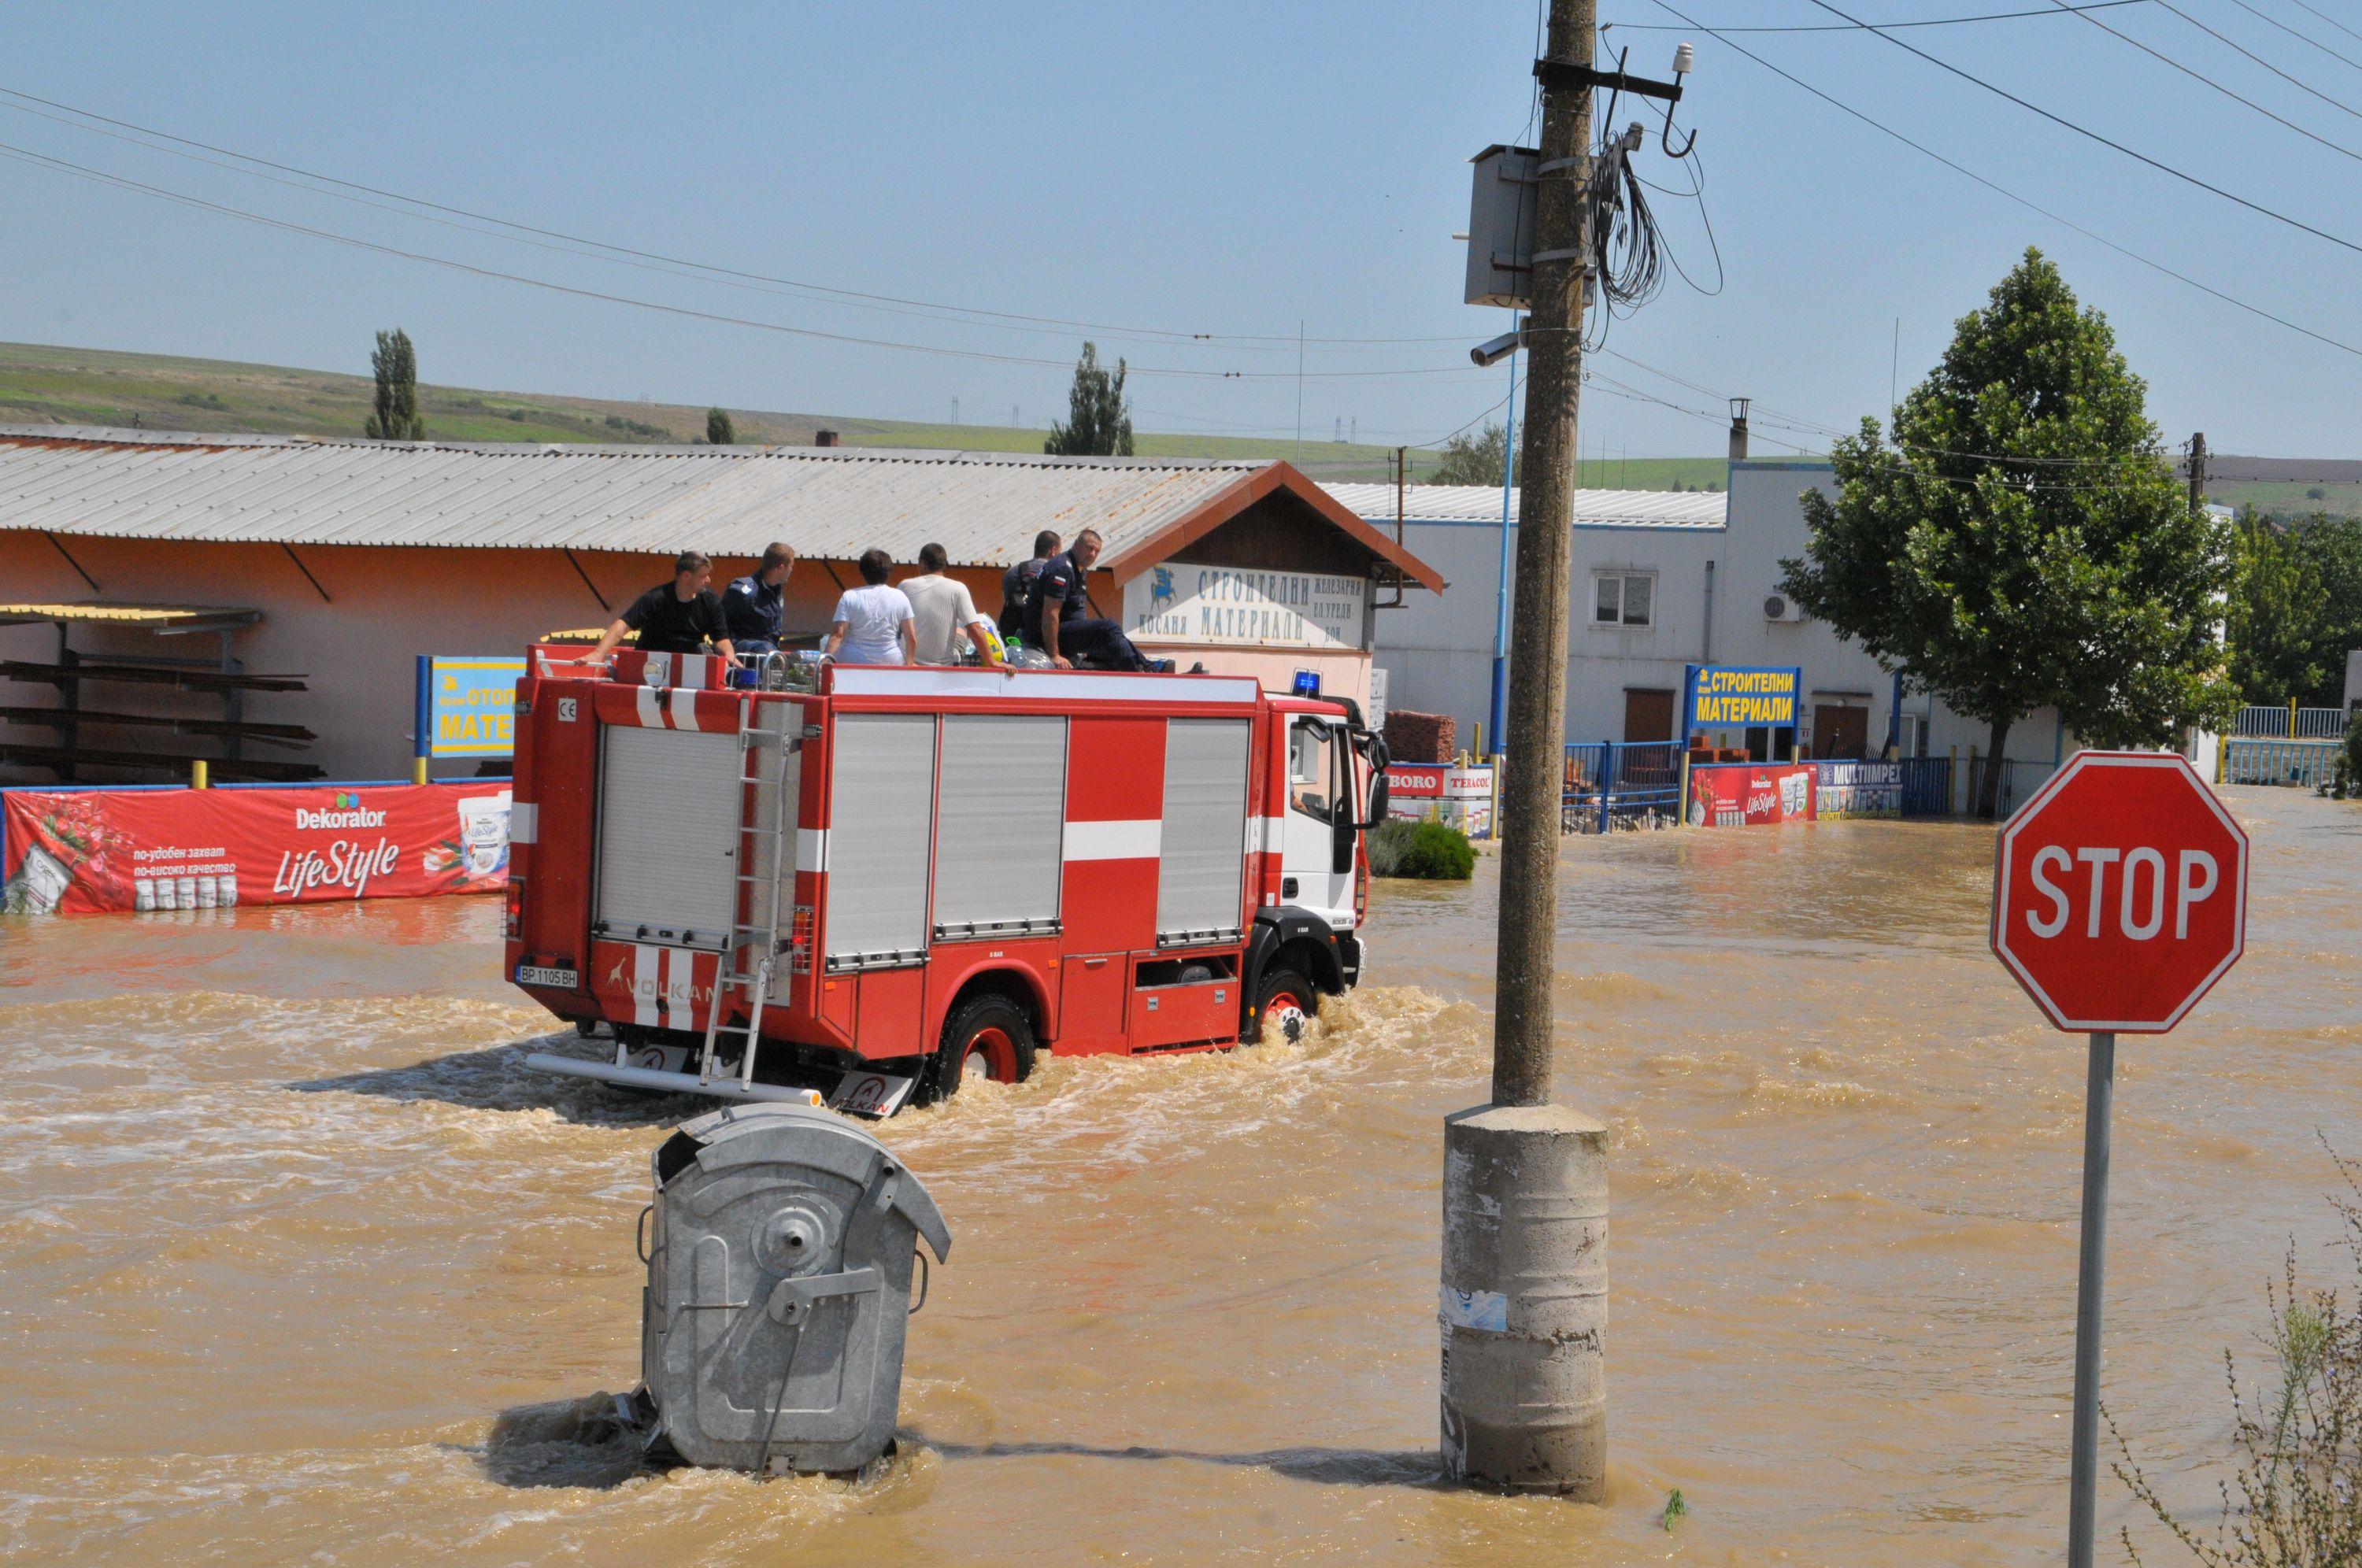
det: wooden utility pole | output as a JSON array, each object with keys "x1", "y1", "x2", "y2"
[
  {"x1": 1493, "y1": 0, "x2": 1594, "y2": 1108},
  {"x1": 2187, "y1": 431, "x2": 2207, "y2": 513}
]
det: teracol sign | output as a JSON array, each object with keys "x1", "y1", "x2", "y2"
[
  {"x1": 1684, "y1": 664, "x2": 1802, "y2": 731},
  {"x1": 1123, "y1": 564, "x2": 1367, "y2": 650}
]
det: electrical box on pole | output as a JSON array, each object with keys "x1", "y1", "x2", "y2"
[{"x1": 1464, "y1": 145, "x2": 1538, "y2": 309}]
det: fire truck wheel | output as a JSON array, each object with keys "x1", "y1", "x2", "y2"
[
  {"x1": 926, "y1": 995, "x2": 1038, "y2": 1104},
  {"x1": 1248, "y1": 967, "x2": 1319, "y2": 1046}
]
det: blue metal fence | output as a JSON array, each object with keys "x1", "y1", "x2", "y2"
[
  {"x1": 1562, "y1": 741, "x2": 1682, "y2": 834},
  {"x1": 2235, "y1": 704, "x2": 2350, "y2": 739},
  {"x1": 2223, "y1": 738, "x2": 2339, "y2": 789},
  {"x1": 1897, "y1": 756, "x2": 1953, "y2": 816}
]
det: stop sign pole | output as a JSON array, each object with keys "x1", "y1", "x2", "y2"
[{"x1": 1990, "y1": 751, "x2": 2249, "y2": 1568}]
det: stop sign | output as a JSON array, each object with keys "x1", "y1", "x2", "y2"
[{"x1": 1991, "y1": 750, "x2": 2249, "y2": 1033}]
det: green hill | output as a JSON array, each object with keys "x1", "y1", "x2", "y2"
[{"x1": 0, "y1": 339, "x2": 1750, "y2": 486}]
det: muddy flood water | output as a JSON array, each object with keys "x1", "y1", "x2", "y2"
[{"x1": 2, "y1": 786, "x2": 2356, "y2": 1565}]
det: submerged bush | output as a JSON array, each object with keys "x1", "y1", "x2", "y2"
[
  {"x1": 1367, "y1": 817, "x2": 1475, "y2": 880},
  {"x1": 2111, "y1": 1143, "x2": 2362, "y2": 1562}
]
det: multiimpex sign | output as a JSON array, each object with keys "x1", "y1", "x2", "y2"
[{"x1": 1684, "y1": 664, "x2": 1802, "y2": 731}]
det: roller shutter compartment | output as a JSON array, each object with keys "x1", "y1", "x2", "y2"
[
  {"x1": 824, "y1": 713, "x2": 938, "y2": 969},
  {"x1": 932, "y1": 715, "x2": 1065, "y2": 938},
  {"x1": 1157, "y1": 717, "x2": 1249, "y2": 945},
  {"x1": 594, "y1": 725, "x2": 744, "y2": 949}
]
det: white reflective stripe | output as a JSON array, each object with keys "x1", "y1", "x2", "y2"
[
  {"x1": 676, "y1": 656, "x2": 706, "y2": 690},
  {"x1": 1063, "y1": 818, "x2": 1162, "y2": 860},
  {"x1": 664, "y1": 947, "x2": 694, "y2": 1026},
  {"x1": 668, "y1": 688, "x2": 705, "y2": 731},
  {"x1": 634, "y1": 686, "x2": 665, "y2": 729},
  {"x1": 1245, "y1": 816, "x2": 1287, "y2": 855},
  {"x1": 796, "y1": 829, "x2": 828, "y2": 872},
  {"x1": 830, "y1": 667, "x2": 1258, "y2": 704},
  {"x1": 632, "y1": 943, "x2": 660, "y2": 1028},
  {"x1": 509, "y1": 802, "x2": 539, "y2": 845}
]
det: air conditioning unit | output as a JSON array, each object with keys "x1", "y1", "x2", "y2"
[{"x1": 1763, "y1": 594, "x2": 1807, "y2": 623}]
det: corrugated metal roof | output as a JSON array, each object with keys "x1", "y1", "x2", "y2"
[
  {"x1": 0, "y1": 427, "x2": 1276, "y2": 568},
  {"x1": 1319, "y1": 480, "x2": 1726, "y2": 529}
]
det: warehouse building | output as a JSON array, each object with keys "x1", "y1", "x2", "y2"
[
  {"x1": 1332, "y1": 460, "x2": 2081, "y2": 775},
  {"x1": 0, "y1": 427, "x2": 1440, "y2": 782}
]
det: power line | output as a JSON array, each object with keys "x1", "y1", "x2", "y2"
[
  {"x1": 1644, "y1": 1, "x2": 2362, "y2": 365},
  {"x1": 1605, "y1": 0, "x2": 2147, "y2": 32},
  {"x1": 1802, "y1": 0, "x2": 2362, "y2": 260},
  {"x1": 2145, "y1": 0, "x2": 2362, "y2": 125},
  {"x1": 2281, "y1": 0, "x2": 2362, "y2": 50},
  {"x1": 0, "y1": 138, "x2": 1494, "y2": 386},
  {"x1": 0, "y1": 83, "x2": 1479, "y2": 355},
  {"x1": 2040, "y1": 0, "x2": 2362, "y2": 166},
  {"x1": 2218, "y1": 0, "x2": 2362, "y2": 76}
]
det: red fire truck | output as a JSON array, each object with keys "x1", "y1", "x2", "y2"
[{"x1": 506, "y1": 649, "x2": 1388, "y2": 1115}]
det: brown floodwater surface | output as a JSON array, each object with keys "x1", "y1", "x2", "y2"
[{"x1": 2, "y1": 787, "x2": 2356, "y2": 1564}]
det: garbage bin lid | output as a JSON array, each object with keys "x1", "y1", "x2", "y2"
[{"x1": 653, "y1": 1102, "x2": 950, "y2": 1263}]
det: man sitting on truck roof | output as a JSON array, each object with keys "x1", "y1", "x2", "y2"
[
  {"x1": 1025, "y1": 529, "x2": 1168, "y2": 672},
  {"x1": 823, "y1": 548, "x2": 917, "y2": 665},
  {"x1": 902, "y1": 542, "x2": 1003, "y2": 667},
  {"x1": 721, "y1": 542, "x2": 797, "y2": 656},
  {"x1": 998, "y1": 530, "x2": 1060, "y2": 636},
  {"x1": 586, "y1": 550, "x2": 739, "y2": 667}
]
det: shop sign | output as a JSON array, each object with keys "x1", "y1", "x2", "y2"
[
  {"x1": 1684, "y1": 664, "x2": 1802, "y2": 731},
  {"x1": 2, "y1": 781, "x2": 509, "y2": 915},
  {"x1": 1686, "y1": 762, "x2": 1815, "y2": 828},
  {"x1": 1123, "y1": 564, "x2": 1366, "y2": 650},
  {"x1": 418, "y1": 656, "x2": 526, "y2": 757},
  {"x1": 1816, "y1": 760, "x2": 1903, "y2": 819}
]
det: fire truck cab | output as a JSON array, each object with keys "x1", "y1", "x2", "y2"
[{"x1": 506, "y1": 649, "x2": 1388, "y2": 1114}]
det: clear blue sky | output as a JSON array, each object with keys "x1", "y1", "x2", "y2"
[{"x1": 2, "y1": 1, "x2": 2355, "y2": 457}]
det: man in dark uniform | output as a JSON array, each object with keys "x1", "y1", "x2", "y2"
[
  {"x1": 587, "y1": 550, "x2": 739, "y2": 666},
  {"x1": 1024, "y1": 529, "x2": 1166, "y2": 671},
  {"x1": 722, "y1": 542, "x2": 797, "y2": 656},
  {"x1": 999, "y1": 529, "x2": 1060, "y2": 636}
]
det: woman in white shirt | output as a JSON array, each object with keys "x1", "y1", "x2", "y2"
[{"x1": 824, "y1": 548, "x2": 916, "y2": 664}]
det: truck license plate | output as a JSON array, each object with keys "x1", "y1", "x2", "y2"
[{"x1": 515, "y1": 963, "x2": 578, "y2": 988}]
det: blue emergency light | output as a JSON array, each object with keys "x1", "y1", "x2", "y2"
[{"x1": 1292, "y1": 670, "x2": 1322, "y2": 697}]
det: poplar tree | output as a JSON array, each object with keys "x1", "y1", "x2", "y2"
[
  {"x1": 364, "y1": 328, "x2": 424, "y2": 441},
  {"x1": 1045, "y1": 342, "x2": 1135, "y2": 457},
  {"x1": 1781, "y1": 250, "x2": 2235, "y2": 818}
]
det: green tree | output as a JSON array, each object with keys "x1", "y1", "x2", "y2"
[
  {"x1": 1781, "y1": 250, "x2": 2236, "y2": 818},
  {"x1": 2226, "y1": 510, "x2": 2362, "y2": 708},
  {"x1": 1045, "y1": 342, "x2": 1134, "y2": 457},
  {"x1": 705, "y1": 405, "x2": 735, "y2": 446},
  {"x1": 363, "y1": 327, "x2": 424, "y2": 441},
  {"x1": 1427, "y1": 421, "x2": 1507, "y2": 487}
]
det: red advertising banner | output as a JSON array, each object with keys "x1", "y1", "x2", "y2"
[
  {"x1": 2, "y1": 781, "x2": 510, "y2": 915},
  {"x1": 1686, "y1": 762, "x2": 1816, "y2": 828}
]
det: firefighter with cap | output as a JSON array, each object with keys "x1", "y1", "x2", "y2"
[{"x1": 722, "y1": 542, "x2": 797, "y2": 657}]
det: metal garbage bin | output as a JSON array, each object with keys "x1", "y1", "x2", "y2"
[{"x1": 641, "y1": 1102, "x2": 951, "y2": 1475}]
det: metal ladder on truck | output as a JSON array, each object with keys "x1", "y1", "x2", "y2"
[{"x1": 698, "y1": 695, "x2": 793, "y2": 1090}]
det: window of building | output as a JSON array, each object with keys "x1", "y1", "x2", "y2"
[{"x1": 1592, "y1": 571, "x2": 1654, "y2": 628}]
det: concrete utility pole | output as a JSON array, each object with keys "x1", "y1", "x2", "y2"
[{"x1": 1440, "y1": 0, "x2": 1609, "y2": 1500}]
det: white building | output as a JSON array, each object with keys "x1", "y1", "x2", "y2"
[{"x1": 1325, "y1": 460, "x2": 2077, "y2": 775}]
